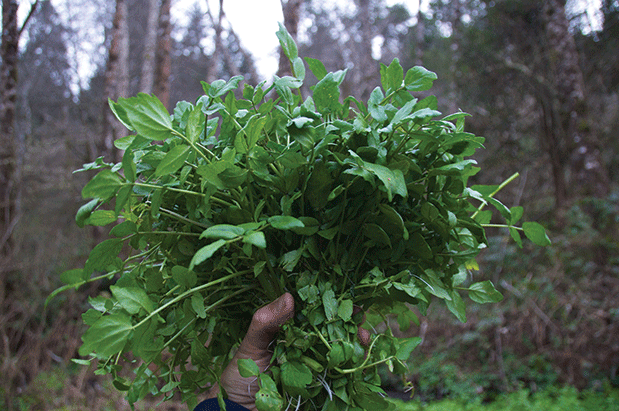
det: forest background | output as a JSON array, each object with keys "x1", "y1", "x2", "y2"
[{"x1": 0, "y1": 0, "x2": 618, "y2": 409}]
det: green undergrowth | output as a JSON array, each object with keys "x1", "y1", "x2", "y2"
[{"x1": 388, "y1": 385, "x2": 619, "y2": 411}]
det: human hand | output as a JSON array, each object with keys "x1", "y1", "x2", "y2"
[
  {"x1": 204, "y1": 293, "x2": 295, "y2": 411},
  {"x1": 204, "y1": 293, "x2": 370, "y2": 411}
]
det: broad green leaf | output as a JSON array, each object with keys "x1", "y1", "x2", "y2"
[
  {"x1": 281, "y1": 361, "x2": 312, "y2": 388},
  {"x1": 82, "y1": 170, "x2": 124, "y2": 200},
  {"x1": 510, "y1": 206, "x2": 524, "y2": 225},
  {"x1": 509, "y1": 227, "x2": 523, "y2": 248},
  {"x1": 117, "y1": 93, "x2": 173, "y2": 141},
  {"x1": 468, "y1": 281, "x2": 503, "y2": 303},
  {"x1": 108, "y1": 98, "x2": 134, "y2": 131},
  {"x1": 322, "y1": 289, "x2": 338, "y2": 320},
  {"x1": 186, "y1": 103, "x2": 204, "y2": 144},
  {"x1": 191, "y1": 294, "x2": 207, "y2": 319},
  {"x1": 268, "y1": 216, "x2": 304, "y2": 230},
  {"x1": 445, "y1": 290, "x2": 467, "y2": 322},
  {"x1": 238, "y1": 358, "x2": 260, "y2": 378},
  {"x1": 171, "y1": 265, "x2": 197, "y2": 289},
  {"x1": 84, "y1": 238, "x2": 123, "y2": 275},
  {"x1": 404, "y1": 66, "x2": 437, "y2": 92},
  {"x1": 190, "y1": 239, "x2": 227, "y2": 270},
  {"x1": 368, "y1": 87, "x2": 388, "y2": 122},
  {"x1": 362, "y1": 223, "x2": 392, "y2": 247},
  {"x1": 523, "y1": 222, "x2": 551, "y2": 246},
  {"x1": 109, "y1": 221, "x2": 138, "y2": 238},
  {"x1": 200, "y1": 224, "x2": 245, "y2": 240},
  {"x1": 155, "y1": 145, "x2": 191, "y2": 177},
  {"x1": 243, "y1": 231, "x2": 267, "y2": 249},
  {"x1": 121, "y1": 149, "x2": 136, "y2": 183},
  {"x1": 255, "y1": 387, "x2": 283, "y2": 411},
  {"x1": 111, "y1": 286, "x2": 154, "y2": 314},
  {"x1": 396, "y1": 337, "x2": 422, "y2": 361},
  {"x1": 380, "y1": 58, "x2": 404, "y2": 93},
  {"x1": 314, "y1": 72, "x2": 341, "y2": 114},
  {"x1": 363, "y1": 161, "x2": 407, "y2": 201},
  {"x1": 304, "y1": 57, "x2": 327, "y2": 80},
  {"x1": 76, "y1": 199, "x2": 99, "y2": 228},
  {"x1": 337, "y1": 299, "x2": 353, "y2": 321},
  {"x1": 276, "y1": 22, "x2": 298, "y2": 60},
  {"x1": 80, "y1": 313, "x2": 133, "y2": 358},
  {"x1": 84, "y1": 210, "x2": 117, "y2": 227},
  {"x1": 60, "y1": 268, "x2": 85, "y2": 286},
  {"x1": 292, "y1": 56, "x2": 305, "y2": 81}
]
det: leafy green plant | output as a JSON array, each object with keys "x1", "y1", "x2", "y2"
[{"x1": 50, "y1": 26, "x2": 549, "y2": 410}]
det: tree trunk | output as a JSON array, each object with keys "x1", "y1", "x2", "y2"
[
  {"x1": 140, "y1": 0, "x2": 160, "y2": 94},
  {"x1": 278, "y1": 0, "x2": 303, "y2": 77},
  {"x1": 352, "y1": 0, "x2": 376, "y2": 101},
  {"x1": 102, "y1": 0, "x2": 129, "y2": 164},
  {"x1": 154, "y1": 0, "x2": 172, "y2": 109},
  {"x1": 414, "y1": 0, "x2": 425, "y2": 66},
  {"x1": 542, "y1": 0, "x2": 610, "y2": 200},
  {"x1": 206, "y1": 0, "x2": 225, "y2": 83},
  {"x1": 0, "y1": 0, "x2": 20, "y2": 260}
]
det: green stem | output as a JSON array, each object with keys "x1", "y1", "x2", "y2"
[
  {"x1": 158, "y1": 207, "x2": 210, "y2": 229},
  {"x1": 134, "y1": 182, "x2": 206, "y2": 197},
  {"x1": 312, "y1": 324, "x2": 331, "y2": 350},
  {"x1": 481, "y1": 224, "x2": 522, "y2": 230},
  {"x1": 133, "y1": 270, "x2": 251, "y2": 330},
  {"x1": 470, "y1": 172, "x2": 520, "y2": 220},
  {"x1": 335, "y1": 356, "x2": 396, "y2": 374},
  {"x1": 171, "y1": 130, "x2": 212, "y2": 163}
]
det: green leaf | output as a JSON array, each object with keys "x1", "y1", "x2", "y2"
[
  {"x1": 191, "y1": 294, "x2": 207, "y2": 319},
  {"x1": 243, "y1": 231, "x2": 267, "y2": 249},
  {"x1": 186, "y1": 103, "x2": 204, "y2": 144},
  {"x1": 76, "y1": 199, "x2": 99, "y2": 228},
  {"x1": 276, "y1": 22, "x2": 298, "y2": 61},
  {"x1": 84, "y1": 239, "x2": 123, "y2": 275},
  {"x1": 368, "y1": 87, "x2": 388, "y2": 122},
  {"x1": 314, "y1": 72, "x2": 341, "y2": 114},
  {"x1": 468, "y1": 281, "x2": 503, "y2": 304},
  {"x1": 281, "y1": 361, "x2": 312, "y2": 388},
  {"x1": 255, "y1": 386, "x2": 284, "y2": 411},
  {"x1": 337, "y1": 299, "x2": 353, "y2": 321},
  {"x1": 268, "y1": 216, "x2": 304, "y2": 230},
  {"x1": 523, "y1": 222, "x2": 551, "y2": 246},
  {"x1": 305, "y1": 57, "x2": 327, "y2": 80},
  {"x1": 155, "y1": 145, "x2": 191, "y2": 177},
  {"x1": 238, "y1": 358, "x2": 260, "y2": 378},
  {"x1": 117, "y1": 93, "x2": 174, "y2": 141},
  {"x1": 200, "y1": 224, "x2": 245, "y2": 240},
  {"x1": 84, "y1": 210, "x2": 117, "y2": 227},
  {"x1": 509, "y1": 227, "x2": 523, "y2": 248},
  {"x1": 82, "y1": 170, "x2": 124, "y2": 200},
  {"x1": 109, "y1": 221, "x2": 138, "y2": 238},
  {"x1": 80, "y1": 314, "x2": 133, "y2": 358},
  {"x1": 396, "y1": 337, "x2": 422, "y2": 361},
  {"x1": 111, "y1": 286, "x2": 154, "y2": 315},
  {"x1": 108, "y1": 98, "x2": 134, "y2": 131},
  {"x1": 60, "y1": 268, "x2": 85, "y2": 286},
  {"x1": 445, "y1": 290, "x2": 467, "y2": 322},
  {"x1": 404, "y1": 66, "x2": 437, "y2": 92},
  {"x1": 322, "y1": 289, "x2": 338, "y2": 320},
  {"x1": 363, "y1": 161, "x2": 408, "y2": 201},
  {"x1": 190, "y1": 239, "x2": 227, "y2": 270}
]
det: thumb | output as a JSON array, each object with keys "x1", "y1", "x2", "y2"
[{"x1": 241, "y1": 293, "x2": 295, "y2": 353}]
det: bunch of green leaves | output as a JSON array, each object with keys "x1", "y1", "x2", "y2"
[{"x1": 50, "y1": 25, "x2": 549, "y2": 411}]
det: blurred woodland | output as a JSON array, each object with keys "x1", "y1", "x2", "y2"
[{"x1": 1, "y1": 0, "x2": 618, "y2": 409}]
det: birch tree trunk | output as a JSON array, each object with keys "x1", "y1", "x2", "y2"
[
  {"x1": 154, "y1": 0, "x2": 172, "y2": 109},
  {"x1": 102, "y1": 0, "x2": 129, "y2": 164},
  {"x1": 542, "y1": 0, "x2": 610, "y2": 201},
  {"x1": 140, "y1": 0, "x2": 160, "y2": 94}
]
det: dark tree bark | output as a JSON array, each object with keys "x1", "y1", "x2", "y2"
[
  {"x1": 0, "y1": 0, "x2": 20, "y2": 260},
  {"x1": 1, "y1": 0, "x2": 38, "y2": 261},
  {"x1": 542, "y1": 0, "x2": 610, "y2": 201},
  {"x1": 102, "y1": 0, "x2": 129, "y2": 164},
  {"x1": 277, "y1": 0, "x2": 302, "y2": 77},
  {"x1": 154, "y1": 0, "x2": 172, "y2": 109}
]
